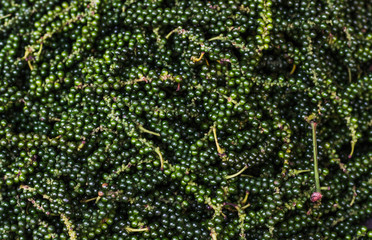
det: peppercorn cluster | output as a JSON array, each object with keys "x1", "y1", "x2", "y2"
[{"x1": 0, "y1": 0, "x2": 372, "y2": 239}]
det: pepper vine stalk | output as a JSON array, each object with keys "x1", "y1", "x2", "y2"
[
  {"x1": 225, "y1": 165, "x2": 248, "y2": 180},
  {"x1": 155, "y1": 147, "x2": 164, "y2": 170},
  {"x1": 125, "y1": 226, "x2": 149, "y2": 233},
  {"x1": 210, "y1": 228, "x2": 217, "y2": 240},
  {"x1": 212, "y1": 124, "x2": 227, "y2": 160},
  {"x1": 311, "y1": 121, "x2": 322, "y2": 202},
  {"x1": 289, "y1": 64, "x2": 296, "y2": 75}
]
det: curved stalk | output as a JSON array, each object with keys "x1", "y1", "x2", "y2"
[
  {"x1": 225, "y1": 165, "x2": 248, "y2": 180},
  {"x1": 311, "y1": 122, "x2": 321, "y2": 194}
]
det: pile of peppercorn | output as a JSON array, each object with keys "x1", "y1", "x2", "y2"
[{"x1": 0, "y1": 0, "x2": 371, "y2": 239}]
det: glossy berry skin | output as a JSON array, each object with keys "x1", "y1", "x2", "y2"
[{"x1": 0, "y1": 0, "x2": 371, "y2": 239}]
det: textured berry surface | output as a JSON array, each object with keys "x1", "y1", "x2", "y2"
[{"x1": 0, "y1": 0, "x2": 371, "y2": 239}]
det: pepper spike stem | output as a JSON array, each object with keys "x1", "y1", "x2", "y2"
[
  {"x1": 295, "y1": 169, "x2": 311, "y2": 174},
  {"x1": 290, "y1": 169, "x2": 311, "y2": 176},
  {"x1": 311, "y1": 122, "x2": 321, "y2": 194},
  {"x1": 348, "y1": 139, "x2": 356, "y2": 158},
  {"x1": 208, "y1": 34, "x2": 225, "y2": 41},
  {"x1": 241, "y1": 203, "x2": 251, "y2": 210},
  {"x1": 240, "y1": 191, "x2": 249, "y2": 205},
  {"x1": 290, "y1": 64, "x2": 296, "y2": 75},
  {"x1": 155, "y1": 147, "x2": 164, "y2": 170},
  {"x1": 212, "y1": 125, "x2": 226, "y2": 158},
  {"x1": 77, "y1": 141, "x2": 86, "y2": 151},
  {"x1": 22, "y1": 47, "x2": 30, "y2": 60},
  {"x1": 165, "y1": 27, "x2": 180, "y2": 39},
  {"x1": 125, "y1": 226, "x2": 149, "y2": 233},
  {"x1": 205, "y1": 58, "x2": 209, "y2": 66},
  {"x1": 0, "y1": 14, "x2": 11, "y2": 19},
  {"x1": 210, "y1": 228, "x2": 218, "y2": 240},
  {"x1": 225, "y1": 165, "x2": 248, "y2": 180},
  {"x1": 191, "y1": 52, "x2": 205, "y2": 62},
  {"x1": 27, "y1": 60, "x2": 34, "y2": 71},
  {"x1": 349, "y1": 186, "x2": 357, "y2": 206},
  {"x1": 138, "y1": 124, "x2": 160, "y2": 136},
  {"x1": 81, "y1": 197, "x2": 98, "y2": 203},
  {"x1": 348, "y1": 67, "x2": 352, "y2": 83},
  {"x1": 36, "y1": 43, "x2": 43, "y2": 58},
  {"x1": 61, "y1": 213, "x2": 77, "y2": 240}
]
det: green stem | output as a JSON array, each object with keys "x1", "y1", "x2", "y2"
[
  {"x1": 241, "y1": 203, "x2": 250, "y2": 210},
  {"x1": 290, "y1": 64, "x2": 296, "y2": 75},
  {"x1": 0, "y1": 14, "x2": 12, "y2": 19},
  {"x1": 295, "y1": 169, "x2": 311, "y2": 174},
  {"x1": 125, "y1": 227, "x2": 149, "y2": 233},
  {"x1": 349, "y1": 139, "x2": 356, "y2": 158},
  {"x1": 212, "y1": 125, "x2": 225, "y2": 156},
  {"x1": 154, "y1": 147, "x2": 164, "y2": 170},
  {"x1": 311, "y1": 122, "x2": 321, "y2": 193},
  {"x1": 61, "y1": 213, "x2": 77, "y2": 240},
  {"x1": 80, "y1": 197, "x2": 97, "y2": 203},
  {"x1": 225, "y1": 165, "x2": 248, "y2": 180},
  {"x1": 210, "y1": 228, "x2": 217, "y2": 240},
  {"x1": 240, "y1": 191, "x2": 249, "y2": 205},
  {"x1": 208, "y1": 35, "x2": 226, "y2": 41},
  {"x1": 165, "y1": 27, "x2": 180, "y2": 39},
  {"x1": 138, "y1": 125, "x2": 160, "y2": 136}
]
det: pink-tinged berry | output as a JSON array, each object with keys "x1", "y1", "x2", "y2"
[{"x1": 310, "y1": 192, "x2": 322, "y2": 202}]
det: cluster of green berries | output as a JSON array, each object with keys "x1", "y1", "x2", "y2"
[{"x1": 0, "y1": 0, "x2": 371, "y2": 239}]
